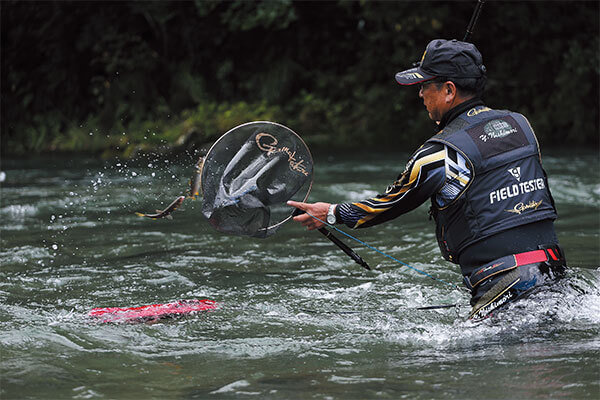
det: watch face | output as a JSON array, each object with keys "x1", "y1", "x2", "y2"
[{"x1": 327, "y1": 214, "x2": 335, "y2": 224}]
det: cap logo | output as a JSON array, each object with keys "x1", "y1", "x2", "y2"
[{"x1": 399, "y1": 72, "x2": 424, "y2": 80}]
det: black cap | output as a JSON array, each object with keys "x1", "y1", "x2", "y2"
[{"x1": 395, "y1": 39, "x2": 486, "y2": 85}]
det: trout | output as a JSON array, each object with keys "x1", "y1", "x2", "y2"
[{"x1": 135, "y1": 196, "x2": 185, "y2": 220}]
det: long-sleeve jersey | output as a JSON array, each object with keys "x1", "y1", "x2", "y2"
[{"x1": 337, "y1": 142, "x2": 472, "y2": 229}]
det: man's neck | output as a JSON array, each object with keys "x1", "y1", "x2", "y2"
[{"x1": 437, "y1": 97, "x2": 484, "y2": 131}]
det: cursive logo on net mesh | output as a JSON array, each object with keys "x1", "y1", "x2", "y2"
[{"x1": 255, "y1": 133, "x2": 309, "y2": 176}]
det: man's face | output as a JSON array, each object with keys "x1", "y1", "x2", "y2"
[{"x1": 419, "y1": 81, "x2": 450, "y2": 123}]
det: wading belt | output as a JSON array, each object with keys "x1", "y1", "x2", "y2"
[
  {"x1": 463, "y1": 245, "x2": 565, "y2": 292},
  {"x1": 467, "y1": 245, "x2": 566, "y2": 321}
]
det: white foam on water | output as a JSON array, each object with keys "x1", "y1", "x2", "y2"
[
  {"x1": 327, "y1": 183, "x2": 379, "y2": 201},
  {"x1": 329, "y1": 375, "x2": 386, "y2": 384},
  {"x1": 0, "y1": 204, "x2": 38, "y2": 218},
  {"x1": 0, "y1": 245, "x2": 52, "y2": 264},
  {"x1": 47, "y1": 309, "x2": 77, "y2": 326},
  {"x1": 376, "y1": 271, "x2": 600, "y2": 349},
  {"x1": 1, "y1": 224, "x2": 26, "y2": 231},
  {"x1": 549, "y1": 177, "x2": 600, "y2": 207},
  {"x1": 210, "y1": 380, "x2": 250, "y2": 394},
  {"x1": 146, "y1": 270, "x2": 195, "y2": 287},
  {"x1": 289, "y1": 282, "x2": 373, "y2": 301}
]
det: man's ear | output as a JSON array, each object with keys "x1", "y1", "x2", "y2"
[{"x1": 445, "y1": 81, "x2": 457, "y2": 101}]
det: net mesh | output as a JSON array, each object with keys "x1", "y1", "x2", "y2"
[{"x1": 201, "y1": 121, "x2": 313, "y2": 238}]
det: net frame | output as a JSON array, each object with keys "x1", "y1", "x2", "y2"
[{"x1": 200, "y1": 121, "x2": 314, "y2": 237}]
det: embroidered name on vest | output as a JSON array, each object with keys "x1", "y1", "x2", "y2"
[{"x1": 466, "y1": 115, "x2": 529, "y2": 158}]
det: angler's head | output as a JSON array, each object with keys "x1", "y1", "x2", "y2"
[{"x1": 395, "y1": 39, "x2": 487, "y2": 121}]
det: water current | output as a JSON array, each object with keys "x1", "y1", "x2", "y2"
[{"x1": 1, "y1": 150, "x2": 598, "y2": 399}]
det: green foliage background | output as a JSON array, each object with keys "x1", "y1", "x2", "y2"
[{"x1": 2, "y1": 0, "x2": 598, "y2": 157}]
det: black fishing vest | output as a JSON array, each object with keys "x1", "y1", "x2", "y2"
[{"x1": 427, "y1": 105, "x2": 557, "y2": 264}]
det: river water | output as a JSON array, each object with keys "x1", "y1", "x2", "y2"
[{"x1": 1, "y1": 150, "x2": 598, "y2": 399}]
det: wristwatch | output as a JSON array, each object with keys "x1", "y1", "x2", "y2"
[{"x1": 326, "y1": 204, "x2": 337, "y2": 225}]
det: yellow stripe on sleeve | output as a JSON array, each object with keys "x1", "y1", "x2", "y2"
[
  {"x1": 367, "y1": 149, "x2": 445, "y2": 204},
  {"x1": 447, "y1": 169, "x2": 468, "y2": 185},
  {"x1": 407, "y1": 150, "x2": 445, "y2": 186}
]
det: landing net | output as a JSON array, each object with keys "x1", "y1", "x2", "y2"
[{"x1": 201, "y1": 121, "x2": 313, "y2": 238}]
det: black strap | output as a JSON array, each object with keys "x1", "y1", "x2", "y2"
[{"x1": 293, "y1": 208, "x2": 370, "y2": 270}]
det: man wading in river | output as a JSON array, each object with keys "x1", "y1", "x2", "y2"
[{"x1": 288, "y1": 39, "x2": 567, "y2": 320}]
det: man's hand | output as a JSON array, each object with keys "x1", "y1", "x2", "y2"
[{"x1": 287, "y1": 200, "x2": 330, "y2": 231}]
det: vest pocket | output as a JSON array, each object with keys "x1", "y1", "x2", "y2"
[{"x1": 436, "y1": 224, "x2": 456, "y2": 263}]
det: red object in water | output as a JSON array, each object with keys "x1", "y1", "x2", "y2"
[{"x1": 89, "y1": 299, "x2": 218, "y2": 323}]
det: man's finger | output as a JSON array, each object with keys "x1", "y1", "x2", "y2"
[
  {"x1": 293, "y1": 213, "x2": 309, "y2": 222},
  {"x1": 288, "y1": 201, "x2": 307, "y2": 221},
  {"x1": 287, "y1": 200, "x2": 306, "y2": 210}
]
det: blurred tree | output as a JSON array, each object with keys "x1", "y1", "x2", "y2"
[{"x1": 1, "y1": 0, "x2": 598, "y2": 156}]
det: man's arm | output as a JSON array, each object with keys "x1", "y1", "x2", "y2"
[
  {"x1": 288, "y1": 143, "x2": 449, "y2": 230},
  {"x1": 337, "y1": 143, "x2": 447, "y2": 228}
]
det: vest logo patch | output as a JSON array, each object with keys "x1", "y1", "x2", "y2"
[
  {"x1": 479, "y1": 119, "x2": 518, "y2": 142},
  {"x1": 466, "y1": 115, "x2": 529, "y2": 159},
  {"x1": 508, "y1": 167, "x2": 521, "y2": 181},
  {"x1": 505, "y1": 200, "x2": 543, "y2": 215},
  {"x1": 489, "y1": 178, "x2": 546, "y2": 204}
]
